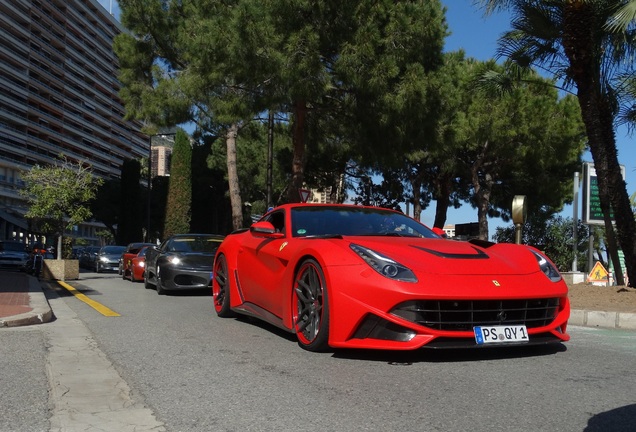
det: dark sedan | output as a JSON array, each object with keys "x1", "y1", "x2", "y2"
[
  {"x1": 0, "y1": 240, "x2": 29, "y2": 271},
  {"x1": 144, "y1": 234, "x2": 224, "y2": 295}
]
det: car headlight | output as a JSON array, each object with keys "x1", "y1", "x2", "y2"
[
  {"x1": 99, "y1": 256, "x2": 109, "y2": 263},
  {"x1": 169, "y1": 256, "x2": 181, "y2": 265},
  {"x1": 350, "y1": 244, "x2": 417, "y2": 282},
  {"x1": 532, "y1": 250, "x2": 561, "y2": 282}
]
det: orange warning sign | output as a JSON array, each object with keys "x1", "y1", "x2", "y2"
[{"x1": 587, "y1": 261, "x2": 609, "y2": 284}]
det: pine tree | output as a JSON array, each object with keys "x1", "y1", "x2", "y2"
[{"x1": 163, "y1": 129, "x2": 192, "y2": 238}]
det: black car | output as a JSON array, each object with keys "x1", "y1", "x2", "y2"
[
  {"x1": 144, "y1": 234, "x2": 224, "y2": 295},
  {"x1": 78, "y1": 246, "x2": 100, "y2": 269}
]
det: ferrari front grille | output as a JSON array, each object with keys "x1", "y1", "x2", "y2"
[{"x1": 391, "y1": 298, "x2": 560, "y2": 331}]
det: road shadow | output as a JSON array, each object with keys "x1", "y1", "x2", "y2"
[
  {"x1": 331, "y1": 343, "x2": 567, "y2": 363},
  {"x1": 585, "y1": 404, "x2": 636, "y2": 432},
  {"x1": 219, "y1": 314, "x2": 567, "y2": 362},
  {"x1": 42, "y1": 280, "x2": 104, "y2": 297}
]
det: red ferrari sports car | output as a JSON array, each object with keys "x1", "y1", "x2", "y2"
[
  {"x1": 122, "y1": 245, "x2": 151, "y2": 282},
  {"x1": 212, "y1": 204, "x2": 570, "y2": 352}
]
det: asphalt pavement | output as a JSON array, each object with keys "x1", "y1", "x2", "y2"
[{"x1": 1, "y1": 270, "x2": 635, "y2": 330}]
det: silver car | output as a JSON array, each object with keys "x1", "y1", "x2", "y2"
[{"x1": 95, "y1": 245, "x2": 126, "y2": 273}]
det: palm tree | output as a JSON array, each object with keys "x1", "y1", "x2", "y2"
[
  {"x1": 606, "y1": 0, "x2": 636, "y2": 31},
  {"x1": 479, "y1": 0, "x2": 636, "y2": 287}
]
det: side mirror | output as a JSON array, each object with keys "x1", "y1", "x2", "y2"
[
  {"x1": 432, "y1": 227, "x2": 448, "y2": 238},
  {"x1": 250, "y1": 221, "x2": 285, "y2": 239}
]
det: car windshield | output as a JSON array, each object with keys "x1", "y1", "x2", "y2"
[
  {"x1": 0, "y1": 242, "x2": 26, "y2": 252},
  {"x1": 102, "y1": 246, "x2": 126, "y2": 254},
  {"x1": 169, "y1": 237, "x2": 221, "y2": 254},
  {"x1": 290, "y1": 206, "x2": 438, "y2": 238}
]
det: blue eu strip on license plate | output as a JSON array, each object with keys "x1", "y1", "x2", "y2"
[{"x1": 474, "y1": 325, "x2": 529, "y2": 344}]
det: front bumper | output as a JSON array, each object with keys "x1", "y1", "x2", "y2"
[
  {"x1": 98, "y1": 261, "x2": 120, "y2": 272},
  {"x1": 160, "y1": 267, "x2": 213, "y2": 291},
  {"x1": 0, "y1": 261, "x2": 28, "y2": 270},
  {"x1": 323, "y1": 265, "x2": 570, "y2": 350}
]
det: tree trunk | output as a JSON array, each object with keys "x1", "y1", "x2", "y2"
[
  {"x1": 225, "y1": 123, "x2": 243, "y2": 230},
  {"x1": 472, "y1": 172, "x2": 492, "y2": 241},
  {"x1": 288, "y1": 100, "x2": 307, "y2": 203},
  {"x1": 411, "y1": 177, "x2": 422, "y2": 222},
  {"x1": 562, "y1": 3, "x2": 636, "y2": 286},
  {"x1": 470, "y1": 140, "x2": 491, "y2": 241},
  {"x1": 56, "y1": 235, "x2": 63, "y2": 260},
  {"x1": 433, "y1": 174, "x2": 452, "y2": 229}
]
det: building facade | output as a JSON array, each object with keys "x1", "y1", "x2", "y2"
[
  {"x1": 0, "y1": 0, "x2": 148, "y2": 244},
  {"x1": 150, "y1": 135, "x2": 174, "y2": 178}
]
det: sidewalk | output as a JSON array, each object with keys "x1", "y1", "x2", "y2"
[
  {"x1": 0, "y1": 270, "x2": 54, "y2": 327},
  {"x1": 1, "y1": 269, "x2": 635, "y2": 330}
]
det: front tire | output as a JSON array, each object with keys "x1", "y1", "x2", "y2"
[
  {"x1": 155, "y1": 265, "x2": 166, "y2": 295},
  {"x1": 144, "y1": 269, "x2": 153, "y2": 289},
  {"x1": 292, "y1": 258, "x2": 329, "y2": 352},
  {"x1": 213, "y1": 254, "x2": 235, "y2": 317}
]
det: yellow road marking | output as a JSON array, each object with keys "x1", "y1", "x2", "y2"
[{"x1": 56, "y1": 281, "x2": 121, "y2": 317}]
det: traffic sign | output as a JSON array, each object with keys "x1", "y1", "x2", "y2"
[
  {"x1": 582, "y1": 162, "x2": 625, "y2": 225},
  {"x1": 587, "y1": 261, "x2": 609, "y2": 285},
  {"x1": 299, "y1": 189, "x2": 311, "y2": 203}
]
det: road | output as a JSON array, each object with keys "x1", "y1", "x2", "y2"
[{"x1": 2, "y1": 271, "x2": 636, "y2": 432}]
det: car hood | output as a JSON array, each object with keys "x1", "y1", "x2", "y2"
[
  {"x1": 337, "y1": 237, "x2": 541, "y2": 276},
  {"x1": 0, "y1": 251, "x2": 29, "y2": 259},
  {"x1": 99, "y1": 253, "x2": 124, "y2": 260}
]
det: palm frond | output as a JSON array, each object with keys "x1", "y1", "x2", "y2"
[{"x1": 605, "y1": 0, "x2": 636, "y2": 33}]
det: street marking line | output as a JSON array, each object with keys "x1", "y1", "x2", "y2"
[{"x1": 56, "y1": 281, "x2": 121, "y2": 317}]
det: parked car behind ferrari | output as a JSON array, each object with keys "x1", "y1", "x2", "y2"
[
  {"x1": 79, "y1": 246, "x2": 100, "y2": 269},
  {"x1": 121, "y1": 242, "x2": 154, "y2": 280},
  {"x1": 123, "y1": 245, "x2": 153, "y2": 282},
  {"x1": 0, "y1": 240, "x2": 29, "y2": 271},
  {"x1": 95, "y1": 245, "x2": 126, "y2": 273},
  {"x1": 144, "y1": 234, "x2": 224, "y2": 295}
]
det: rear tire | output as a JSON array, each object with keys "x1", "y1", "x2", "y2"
[{"x1": 292, "y1": 258, "x2": 330, "y2": 352}]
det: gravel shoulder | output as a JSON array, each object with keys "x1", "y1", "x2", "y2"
[{"x1": 567, "y1": 283, "x2": 636, "y2": 313}]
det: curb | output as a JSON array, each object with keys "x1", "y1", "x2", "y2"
[
  {"x1": 569, "y1": 309, "x2": 636, "y2": 330},
  {"x1": 0, "y1": 275, "x2": 54, "y2": 328}
]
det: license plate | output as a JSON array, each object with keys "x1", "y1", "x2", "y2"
[{"x1": 474, "y1": 325, "x2": 529, "y2": 344}]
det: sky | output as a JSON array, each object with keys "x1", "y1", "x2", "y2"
[{"x1": 98, "y1": 0, "x2": 634, "y2": 234}]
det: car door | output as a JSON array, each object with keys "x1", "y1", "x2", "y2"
[{"x1": 236, "y1": 210, "x2": 291, "y2": 318}]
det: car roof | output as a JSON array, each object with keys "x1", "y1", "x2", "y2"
[
  {"x1": 262, "y1": 203, "x2": 402, "y2": 216},
  {"x1": 167, "y1": 234, "x2": 225, "y2": 240}
]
